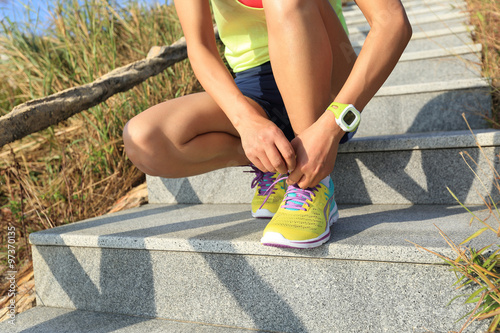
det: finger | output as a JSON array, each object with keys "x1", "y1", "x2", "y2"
[
  {"x1": 251, "y1": 157, "x2": 268, "y2": 173},
  {"x1": 295, "y1": 175, "x2": 309, "y2": 189},
  {"x1": 258, "y1": 154, "x2": 275, "y2": 174},
  {"x1": 275, "y1": 136, "x2": 296, "y2": 173},
  {"x1": 297, "y1": 175, "x2": 314, "y2": 190},
  {"x1": 265, "y1": 146, "x2": 288, "y2": 175},
  {"x1": 287, "y1": 167, "x2": 304, "y2": 186}
]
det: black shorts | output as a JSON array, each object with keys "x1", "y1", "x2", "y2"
[{"x1": 234, "y1": 61, "x2": 355, "y2": 143}]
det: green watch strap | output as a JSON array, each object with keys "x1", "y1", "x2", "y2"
[
  {"x1": 326, "y1": 102, "x2": 349, "y2": 119},
  {"x1": 326, "y1": 102, "x2": 361, "y2": 132}
]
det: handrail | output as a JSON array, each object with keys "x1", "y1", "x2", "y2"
[{"x1": 0, "y1": 34, "x2": 193, "y2": 148}]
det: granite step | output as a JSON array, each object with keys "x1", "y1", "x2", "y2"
[
  {"x1": 358, "y1": 77, "x2": 491, "y2": 136},
  {"x1": 0, "y1": 307, "x2": 258, "y2": 333},
  {"x1": 345, "y1": 3, "x2": 466, "y2": 27},
  {"x1": 26, "y1": 203, "x2": 495, "y2": 332},
  {"x1": 351, "y1": 27, "x2": 476, "y2": 53},
  {"x1": 342, "y1": 0, "x2": 465, "y2": 17},
  {"x1": 147, "y1": 129, "x2": 500, "y2": 205},
  {"x1": 379, "y1": 45, "x2": 481, "y2": 86},
  {"x1": 348, "y1": 15, "x2": 467, "y2": 37}
]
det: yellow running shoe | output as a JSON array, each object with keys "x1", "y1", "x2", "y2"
[
  {"x1": 261, "y1": 175, "x2": 339, "y2": 248},
  {"x1": 247, "y1": 165, "x2": 286, "y2": 218}
]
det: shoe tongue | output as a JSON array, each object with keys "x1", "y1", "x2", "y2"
[
  {"x1": 319, "y1": 175, "x2": 331, "y2": 188},
  {"x1": 283, "y1": 185, "x2": 312, "y2": 211}
]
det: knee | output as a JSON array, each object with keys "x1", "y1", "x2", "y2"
[
  {"x1": 123, "y1": 117, "x2": 186, "y2": 178},
  {"x1": 123, "y1": 117, "x2": 158, "y2": 174}
]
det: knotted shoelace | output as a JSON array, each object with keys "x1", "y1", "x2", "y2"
[
  {"x1": 259, "y1": 175, "x2": 320, "y2": 211},
  {"x1": 245, "y1": 164, "x2": 280, "y2": 196}
]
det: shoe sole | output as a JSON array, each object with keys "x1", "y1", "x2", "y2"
[
  {"x1": 260, "y1": 209, "x2": 339, "y2": 249},
  {"x1": 252, "y1": 208, "x2": 275, "y2": 219}
]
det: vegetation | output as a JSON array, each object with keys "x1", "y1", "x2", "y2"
[
  {"x1": 0, "y1": 0, "x2": 202, "y2": 276},
  {"x1": 412, "y1": 118, "x2": 500, "y2": 332},
  {"x1": 467, "y1": 0, "x2": 500, "y2": 128},
  {"x1": 439, "y1": 1, "x2": 499, "y2": 331},
  {"x1": 0, "y1": 0, "x2": 498, "y2": 327}
]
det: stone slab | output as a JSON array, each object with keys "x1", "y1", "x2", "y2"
[
  {"x1": 146, "y1": 130, "x2": 500, "y2": 205},
  {"x1": 28, "y1": 203, "x2": 494, "y2": 332},
  {"x1": 0, "y1": 306, "x2": 257, "y2": 333},
  {"x1": 384, "y1": 52, "x2": 480, "y2": 86},
  {"x1": 29, "y1": 203, "x2": 499, "y2": 264},
  {"x1": 339, "y1": 128, "x2": 500, "y2": 152},
  {"x1": 346, "y1": 4, "x2": 466, "y2": 27},
  {"x1": 398, "y1": 44, "x2": 481, "y2": 62},
  {"x1": 349, "y1": 25, "x2": 473, "y2": 45},
  {"x1": 333, "y1": 140, "x2": 499, "y2": 205},
  {"x1": 31, "y1": 245, "x2": 490, "y2": 333},
  {"x1": 353, "y1": 32, "x2": 475, "y2": 54},
  {"x1": 358, "y1": 82, "x2": 491, "y2": 137},
  {"x1": 348, "y1": 15, "x2": 467, "y2": 36},
  {"x1": 333, "y1": 130, "x2": 500, "y2": 205},
  {"x1": 343, "y1": 0, "x2": 465, "y2": 18}
]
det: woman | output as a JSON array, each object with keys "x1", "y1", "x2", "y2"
[{"x1": 123, "y1": 0, "x2": 412, "y2": 248}]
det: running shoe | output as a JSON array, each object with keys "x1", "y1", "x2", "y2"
[
  {"x1": 261, "y1": 175, "x2": 339, "y2": 248},
  {"x1": 246, "y1": 165, "x2": 286, "y2": 218}
]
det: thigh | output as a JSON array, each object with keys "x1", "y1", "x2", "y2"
[
  {"x1": 130, "y1": 92, "x2": 240, "y2": 145},
  {"x1": 131, "y1": 91, "x2": 269, "y2": 145}
]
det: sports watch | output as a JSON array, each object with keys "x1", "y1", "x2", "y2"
[{"x1": 326, "y1": 102, "x2": 361, "y2": 132}]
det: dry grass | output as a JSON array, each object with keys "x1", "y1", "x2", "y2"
[
  {"x1": 0, "y1": 0, "x2": 498, "y2": 325},
  {"x1": 0, "y1": 1, "x2": 200, "y2": 249},
  {"x1": 466, "y1": 0, "x2": 500, "y2": 128},
  {"x1": 0, "y1": 0, "x2": 203, "y2": 321}
]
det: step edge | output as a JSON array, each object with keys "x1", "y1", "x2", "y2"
[
  {"x1": 28, "y1": 231, "x2": 454, "y2": 265},
  {"x1": 28, "y1": 203, "x2": 492, "y2": 265},
  {"x1": 345, "y1": 5, "x2": 467, "y2": 26},
  {"x1": 348, "y1": 12, "x2": 467, "y2": 35},
  {"x1": 343, "y1": 0, "x2": 464, "y2": 17},
  {"x1": 398, "y1": 44, "x2": 481, "y2": 62},
  {"x1": 2, "y1": 306, "x2": 260, "y2": 333},
  {"x1": 350, "y1": 25, "x2": 474, "y2": 45},
  {"x1": 375, "y1": 77, "x2": 489, "y2": 96},
  {"x1": 339, "y1": 129, "x2": 500, "y2": 153}
]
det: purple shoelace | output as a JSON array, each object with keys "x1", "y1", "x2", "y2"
[
  {"x1": 281, "y1": 184, "x2": 320, "y2": 211},
  {"x1": 245, "y1": 164, "x2": 280, "y2": 196},
  {"x1": 259, "y1": 175, "x2": 320, "y2": 211}
]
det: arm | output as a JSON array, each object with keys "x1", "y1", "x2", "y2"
[
  {"x1": 173, "y1": 0, "x2": 295, "y2": 174},
  {"x1": 288, "y1": 0, "x2": 412, "y2": 188},
  {"x1": 334, "y1": 0, "x2": 413, "y2": 109}
]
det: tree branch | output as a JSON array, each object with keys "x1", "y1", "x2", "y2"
[{"x1": 0, "y1": 36, "x2": 189, "y2": 148}]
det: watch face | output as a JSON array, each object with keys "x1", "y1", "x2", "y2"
[{"x1": 344, "y1": 110, "x2": 357, "y2": 125}]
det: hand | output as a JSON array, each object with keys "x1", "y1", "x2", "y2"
[
  {"x1": 287, "y1": 111, "x2": 344, "y2": 188},
  {"x1": 236, "y1": 114, "x2": 296, "y2": 174}
]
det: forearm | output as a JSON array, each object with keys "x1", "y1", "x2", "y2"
[
  {"x1": 188, "y1": 45, "x2": 264, "y2": 129},
  {"x1": 174, "y1": 0, "x2": 265, "y2": 132},
  {"x1": 334, "y1": 6, "x2": 412, "y2": 110}
]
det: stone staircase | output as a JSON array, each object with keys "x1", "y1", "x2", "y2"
[{"x1": 3, "y1": 0, "x2": 498, "y2": 332}]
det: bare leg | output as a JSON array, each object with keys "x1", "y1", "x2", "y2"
[
  {"x1": 263, "y1": 0, "x2": 356, "y2": 134},
  {"x1": 123, "y1": 92, "x2": 265, "y2": 178}
]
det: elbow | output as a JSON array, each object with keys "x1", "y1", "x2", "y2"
[
  {"x1": 391, "y1": 11, "x2": 412, "y2": 45},
  {"x1": 400, "y1": 16, "x2": 413, "y2": 45},
  {"x1": 372, "y1": 14, "x2": 412, "y2": 47}
]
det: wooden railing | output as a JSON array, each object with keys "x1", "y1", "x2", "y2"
[{"x1": 0, "y1": 34, "x2": 193, "y2": 148}]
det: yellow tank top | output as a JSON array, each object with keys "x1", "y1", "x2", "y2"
[{"x1": 210, "y1": 0, "x2": 348, "y2": 73}]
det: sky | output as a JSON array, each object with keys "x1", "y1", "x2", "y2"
[{"x1": 0, "y1": 0, "x2": 166, "y2": 28}]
